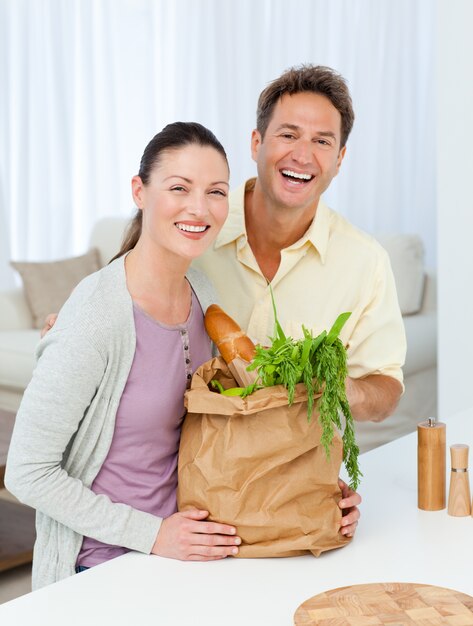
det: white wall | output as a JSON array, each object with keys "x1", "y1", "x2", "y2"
[
  {"x1": 0, "y1": 0, "x2": 436, "y2": 292},
  {"x1": 437, "y1": 0, "x2": 473, "y2": 416}
]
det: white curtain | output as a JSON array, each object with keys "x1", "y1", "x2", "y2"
[{"x1": 0, "y1": 0, "x2": 436, "y2": 290}]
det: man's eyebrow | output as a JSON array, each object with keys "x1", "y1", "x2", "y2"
[
  {"x1": 163, "y1": 175, "x2": 229, "y2": 186},
  {"x1": 317, "y1": 131, "x2": 337, "y2": 139},
  {"x1": 274, "y1": 124, "x2": 337, "y2": 140},
  {"x1": 274, "y1": 123, "x2": 300, "y2": 133}
]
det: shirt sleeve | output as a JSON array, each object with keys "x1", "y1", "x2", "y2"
[{"x1": 346, "y1": 248, "x2": 407, "y2": 387}]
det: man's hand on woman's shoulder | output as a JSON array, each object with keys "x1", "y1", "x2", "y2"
[{"x1": 41, "y1": 313, "x2": 58, "y2": 338}]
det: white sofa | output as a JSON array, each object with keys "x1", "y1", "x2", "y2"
[{"x1": 0, "y1": 218, "x2": 436, "y2": 453}]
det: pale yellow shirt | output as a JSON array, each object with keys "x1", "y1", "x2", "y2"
[{"x1": 194, "y1": 179, "x2": 406, "y2": 384}]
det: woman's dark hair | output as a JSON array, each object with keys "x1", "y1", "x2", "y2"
[{"x1": 110, "y1": 122, "x2": 228, "y2": 262}]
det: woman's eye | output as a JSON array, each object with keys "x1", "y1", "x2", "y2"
[
  {"x1": 210, "y1": 189, "x2": 227, "y2": 197},
  {"x1": 171, "y1": 186, "x2": 186, "y2": 192}
]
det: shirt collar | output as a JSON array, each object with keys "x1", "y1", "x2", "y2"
[
  {"x1": 213, "y1": 177, "x2": 331, "y2": 263},
  {"x1": 292, "y1": 197, "x2": 331, "y2": 264},
  {"x1": 213, "y1": 179, "x2": 252, "y2": 249}
]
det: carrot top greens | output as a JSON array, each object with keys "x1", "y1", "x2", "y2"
[
  {"x1": 211, "y1": 289, "x2": 361, "y2": 489},
  {"x1": 245, "y1": 289, "x2": 360, "y2": 489}
]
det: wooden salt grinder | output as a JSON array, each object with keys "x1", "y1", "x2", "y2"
[
  {"x1": 418, "y1": 417, "x2": 446, "y2": 510},
  {"x1": 448, "y1": 444, "x2": 471, "y2": 516}
]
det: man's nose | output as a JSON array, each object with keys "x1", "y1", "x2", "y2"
[{"x1": 291, "y1": 140, "x2": 312, "y2": 165}]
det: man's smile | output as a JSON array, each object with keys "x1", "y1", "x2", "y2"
[
  {"x1": 281, "y1": 169, "x2": 314, "y2": 181},
  {"x1": 280, "y1": 168, "x2": 315, "y2": 186}
]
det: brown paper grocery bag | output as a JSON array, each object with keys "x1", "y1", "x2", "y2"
[{"x1": 177, "y1": 357, "x2": 351, "y2": 558}]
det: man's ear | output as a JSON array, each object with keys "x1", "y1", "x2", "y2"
[
  {"x1": 335, "y1": 145, "x2": 347, "y2": 174},
  {"x1": 131, "y1": 175, "x2": 145, "y2": 209},
  {"x1": 251, "y1": 129, "x2": 262, "y2": 163}
]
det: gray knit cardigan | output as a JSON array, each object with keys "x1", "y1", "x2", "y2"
[{"x1": 5, "y1": 255, "x2": 218, "y2": 589}]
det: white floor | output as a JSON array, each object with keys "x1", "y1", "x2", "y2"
[{"x1": 0, "y1": 488, "x2": 32, "y2": 605}]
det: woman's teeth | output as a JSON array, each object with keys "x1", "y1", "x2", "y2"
[{"x1": 176, "y1": 223, "x2": 208, "y2": 233}]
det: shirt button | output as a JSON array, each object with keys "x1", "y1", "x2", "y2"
[
  {"x1": 185, "y1": 358, "x2": 190, "y2": 364},
  {"x1": 187, "y1": 373, "x2": 192, "y2": 380},
  {"x1": 184, "y1": 345, "x2": 189, "y2": 350}
]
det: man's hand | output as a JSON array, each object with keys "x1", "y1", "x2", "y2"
[
  {"x1": 338, "y1": 478, "x2": 361, "y2": 537},
  {"x1": 152, "y1": 509, "x2": 241, "y2": 561},
  {"x1": 345, "y1": 374, "x2": 402, "y2": 422},
  {"x1": 41, "y1": 313, "x2": 58, "y2": 338}
]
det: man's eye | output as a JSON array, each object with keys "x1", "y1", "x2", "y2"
[{"x1": 281, "y1": 133, "x2": 295, "y2": 140}]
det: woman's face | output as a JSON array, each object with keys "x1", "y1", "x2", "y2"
[{"x1": 132, "y1": 144, "x2": 229, "y2": 262}]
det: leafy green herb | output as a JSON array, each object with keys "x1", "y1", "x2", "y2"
[
  {"x1": 210, "y1": 288, "x2": 362, "y2": 489},
  {"x1": 249, "y1": 288, "x2": 361, "y2": 489}
]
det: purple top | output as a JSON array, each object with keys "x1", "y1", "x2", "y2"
[{"x1": 77, "y1": 289, "x2": 212, "y2": 567}]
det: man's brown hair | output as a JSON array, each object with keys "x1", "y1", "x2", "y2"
[{"x1": 256, "y1": 64, "x2": 355, "y2": 149}]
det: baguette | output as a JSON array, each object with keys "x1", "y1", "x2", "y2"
[{"x1": 204, "y1": 304, "x2": 256, "y2": 364}]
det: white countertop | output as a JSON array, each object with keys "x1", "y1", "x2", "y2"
[{"x1": 2, "y1": 408, "x2": 473, "y2": 625}]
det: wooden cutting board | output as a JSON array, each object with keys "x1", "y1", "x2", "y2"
[{"x1": 294, "y1": 582, "x2": 473, "y2": 625}]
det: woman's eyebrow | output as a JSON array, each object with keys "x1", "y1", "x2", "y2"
[
  {"x1": 164, "y1": 175, "x2": 229, "y2": 186},
  {"x1": 163, "y1": 175, "x2": 192, "y2": 183}
]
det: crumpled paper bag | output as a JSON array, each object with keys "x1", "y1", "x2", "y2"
[{"x1": 177, "y1": 357, "x2": 351, "y2": 557}]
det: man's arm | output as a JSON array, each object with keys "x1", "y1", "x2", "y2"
[{"x1": 345, "y1": 374, "x2": 402, "y2": 422}]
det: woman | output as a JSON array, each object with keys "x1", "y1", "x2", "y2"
[{"x1": 5, "y1": 122, "x2": 241, "y2": 589}]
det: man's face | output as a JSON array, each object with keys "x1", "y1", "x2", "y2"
[{"x1": 251, "y1": 92, "x2": 346, "y2": 214}]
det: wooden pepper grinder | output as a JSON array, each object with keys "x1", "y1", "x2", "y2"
[
  {"x1": 448, "y1": 444, "x2": 471, "y2": 516},
  {"x1": 418, "y1": 417, "x2": 446, "y2": 510}
]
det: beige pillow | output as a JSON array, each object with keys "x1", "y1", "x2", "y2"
[
  {"x1": 375, "y1": 234, "x2": 425, "y2": 315},
  {"x1": 11, "y1": 248, "x2": 101, "y2": 329}
]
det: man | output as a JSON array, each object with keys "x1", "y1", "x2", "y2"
[{"x1": 194, "y1": 64, "x2": 405, "y2": 424}]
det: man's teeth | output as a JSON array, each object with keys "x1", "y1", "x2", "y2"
[
  {"x1": 176, "y1": 223, "x2": 208, "y2": 233},
  {"x1": 282, "y1": 169, "x2": 313, "y2": 181}
]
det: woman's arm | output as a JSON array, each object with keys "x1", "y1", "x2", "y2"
[
  {"x1": 5, "y1": 329, "x2": 161, "y2": 555},
  {"x1": 7, "y1": 325, "x2": 241, "y2": 559}
]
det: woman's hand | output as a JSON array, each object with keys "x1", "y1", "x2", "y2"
[
  {"x1": 152, "y1": 509, "x2": 241, "y2": 561},
  {"x1": 338, "y1": 478, "x2": 361, "y2": 537}
]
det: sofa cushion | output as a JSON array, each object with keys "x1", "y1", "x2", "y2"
[
  {"x1": 402, "y1": 312, "x2": 437, "y2": 377},
  {"x1": 375, "y1": 234, "x2": 425, "y2": 315},
  {"x1": 0, "y1": 330, "x2": 39, "y2": 390},
  {"x1": 10, "y1": 249, "x2": 101, "y2": 329},
  {"x1": 89, "y1": 217, "x2": 129, "y2": 266}
]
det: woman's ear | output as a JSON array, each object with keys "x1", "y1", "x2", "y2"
[{"x1": 131, "y1": 175, "x2": 145, "y2": 209}]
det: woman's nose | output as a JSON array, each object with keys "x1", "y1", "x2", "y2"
[{"x1": 187, "y1": 193, "x2": 209, "y2": 217}]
